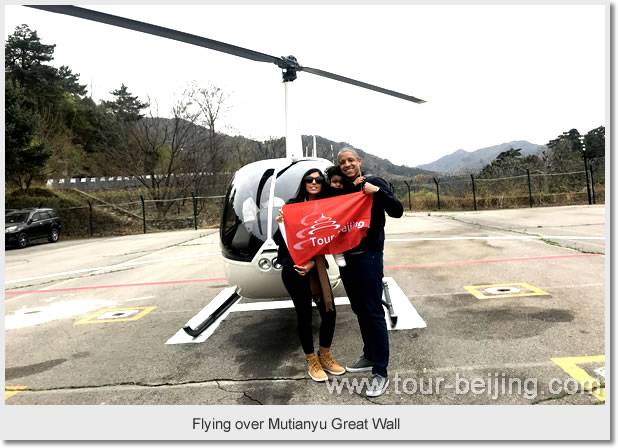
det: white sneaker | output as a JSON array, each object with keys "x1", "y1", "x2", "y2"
[
  {"x1": 365, "y1": 374, "x2": 389, "y2": 397},
  {"x1": 334, "y1": 253, "x2": 346, "y2": 267}
]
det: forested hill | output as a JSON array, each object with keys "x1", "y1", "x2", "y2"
[
  {"x1": 142, "y1": 118, "x2": 434, "y2": 181},
  {"x1": 217, "y1": 131, "x2": 435, "y2": 180},
  {"x1": 301, "y1": 135, "x2": 433, "y2": 180}
]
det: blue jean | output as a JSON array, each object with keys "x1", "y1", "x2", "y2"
[{"x1": 339, "y1": 251, "x2": 389, "y2": 377}]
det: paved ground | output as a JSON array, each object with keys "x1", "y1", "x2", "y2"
[{"x1": 4, "y1": 204, "x2": 606, "y2": 405}]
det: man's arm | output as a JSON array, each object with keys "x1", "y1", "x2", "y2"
[{"x1": 365, "y1": 177, "x2": 404, "y2": 218}]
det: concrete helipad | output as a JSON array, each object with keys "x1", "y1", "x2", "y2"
[{"x1": 4, "y1": 204, "x2": 606, "y2": 405}]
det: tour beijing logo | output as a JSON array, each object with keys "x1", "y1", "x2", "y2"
[{"x1": 292, "y1": 211, "x2": 366, "y2": 251}]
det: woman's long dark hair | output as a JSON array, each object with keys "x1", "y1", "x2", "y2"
[{"x1": 291, "y1": 168, "x2": 327, "y2": 202}]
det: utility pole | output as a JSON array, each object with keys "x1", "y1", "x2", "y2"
[{"x1": 581, "y1": 137, "x2": 592, "y2": 205}]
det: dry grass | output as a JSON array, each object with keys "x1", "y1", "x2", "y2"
[
  {"x1": 397, "y1": 188, "x2": 604, "y2": 211},
  {"x1": 8, "y1": 182, "x2": 604, "y2": 239}
]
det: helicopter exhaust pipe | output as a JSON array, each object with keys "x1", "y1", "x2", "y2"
[{"x1": 182, "y1": 290, "x2": 241, "y2": 337}]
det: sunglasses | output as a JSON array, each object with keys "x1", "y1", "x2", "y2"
[{"x1": 303, "y1": 176, "x2": 325, "y2": 184}]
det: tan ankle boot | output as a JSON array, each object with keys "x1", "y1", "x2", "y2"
[
  {"x1": 319, "y1": 351, "x2": 345, "y2": 375},
  {"x1": 306, "y1": 354, "x2": 328, "y2": 382}
]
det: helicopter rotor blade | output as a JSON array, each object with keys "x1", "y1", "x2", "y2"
[
  {"x1": 25, "y1": 5, "x2": 282, "y2": 65},
  {"x1": 301, "y1": 66, "x2": 426, "y2": 104},
  {"x1": 26, "y1": 5, "x2": 426, "y2": 104}
]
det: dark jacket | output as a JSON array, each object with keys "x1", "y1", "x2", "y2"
[
  {"x1": 325, "y1": 185, "x2": 346, "y2": 197},
  {"x1": 341, "y1": 172, "x2": 403, "y2": 253}
]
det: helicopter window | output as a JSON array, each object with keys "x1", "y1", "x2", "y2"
[{"x1": 220, "y1": 159, "x2": 332, "y2": 262}]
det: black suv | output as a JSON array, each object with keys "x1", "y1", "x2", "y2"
[{"x1": 5, "y1": 208, "x2": 62, "y2": 249}]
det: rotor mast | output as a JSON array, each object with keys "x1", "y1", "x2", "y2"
[{"x1": 280, "y1": 55, "x2": 303, "y2": 160}]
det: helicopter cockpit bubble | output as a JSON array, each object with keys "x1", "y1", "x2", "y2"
[{"x1": 220, "y1": 157, "x2": 342, "y2": 299}]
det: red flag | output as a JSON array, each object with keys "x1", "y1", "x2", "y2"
[{"x1": 281, "y1": 192, "x2": 373, "y2": 266}]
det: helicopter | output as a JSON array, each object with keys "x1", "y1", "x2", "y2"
[{"x1": 27, "y1": 5, "x2": 426, "y2": 337}]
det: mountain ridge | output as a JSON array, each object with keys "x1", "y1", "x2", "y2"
[{"x1": 416, "y1": 140, "x2": 544, "y2": 174}]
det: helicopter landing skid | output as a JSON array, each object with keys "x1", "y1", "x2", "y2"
[
  {"x1": 381, "y1": 279, "x2": 398, "y2": 327},
  {"x1": 182, "y1": 289, "x2": 241, "y2": 338}
]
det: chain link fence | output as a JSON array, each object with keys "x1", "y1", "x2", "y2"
[
  {"x1": 6, "y1": 185, "x2": 228, "y2": 239},
  {"x1": 7, "y1": 158, "x2": 605, "y2": 239},
  {"x1": 391, "y1": 157, "x2": 605, "y2": 211},
  {"x1": 75, "y1": 194, "x2": 227, "y2": 235}
]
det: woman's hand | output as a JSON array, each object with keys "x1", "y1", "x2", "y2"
[
  {"x1": 294, "y1": 260, "x2": 315, "y2": 276},
  {"x1": 276, "y1": 209, "x2": 284, "y2": 223}
]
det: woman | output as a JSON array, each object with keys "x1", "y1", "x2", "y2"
[{"x1": 274, "y1": 168, "x2": 345, "y2": 382}]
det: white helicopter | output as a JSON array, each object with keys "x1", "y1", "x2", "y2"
[{"x1": 28, "y1": 5, "x2": 426, "y2": 336}]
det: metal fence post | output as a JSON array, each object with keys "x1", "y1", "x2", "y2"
[
  {"x1": 140, "y1": 195, "x2": 146, "y2": 234},
  {"x1": 433, "y1": 178, "x2": 441, "y2": 210},
  {"x1": 88, "y1": 200, "x2": 93, "y2": 236},
  {"x1": 404, "y1": 181, "x2": 412, "y2": 210},
  {"x1": 191, "y1": 191, "x2": 198, "y2": 230},
  {"x1": 526, "y1": 169, "x2": 533, "y2": 208},
  {"x1": 470, "y1": 174, "x2": 477, "y2": 211},
  {"x1": 583, "y1": 156, "x2": 592, "y2": 205},
  {"x1": 589, "y1": 163, "x2": 596, "y2": 204}
]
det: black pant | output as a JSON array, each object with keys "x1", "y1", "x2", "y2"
[
  {"x1": 281, "y1": 265, "x2": 336, "y2": 355},
  {"x1": 339, "y1": 251, "x2": 389, "y2": 377}
]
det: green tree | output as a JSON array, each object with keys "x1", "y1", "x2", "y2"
[
  {"x1": 478, "y1": 148, "x2": 537, "y2": 178},
  {"x1": 5, "y1": 24, "x2": 55, "y2": 88},
  {"x1": 101, "y1": 83, "x2": 149, "y2": 122},
  {"x1": 584, "y1": 126, "x2": 605, "y2": 159},
  {"x1": 5, "y1": 25, "x2": 93, "y2": 183},
  {"x1": 97, "y1": 84, "x2": 149, "y2": 174},
  {"x1": 547, "y1": 128, "x2": 583, "y2": 155},
  {"x1": 5, "y1": 25, "x2": 85, "y2": 109},
  {"x1": 5, "y1": 80, "x2": 52, "y2": 191}
]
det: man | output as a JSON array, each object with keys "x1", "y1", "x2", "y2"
[{"x1": 337, "y1": 147, "x2": 403, "y2": 397}]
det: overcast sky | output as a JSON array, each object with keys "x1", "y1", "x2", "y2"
[{"x1": 4, "y1": 4, "x2": 607, "y2": 167}]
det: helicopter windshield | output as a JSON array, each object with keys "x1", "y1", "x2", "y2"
[{"x1": 220, "y1": 158, "x2": 333, "y2": 262}]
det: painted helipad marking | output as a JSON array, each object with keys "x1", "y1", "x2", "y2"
[
  {"x1": 6, "y1": 299, "x2": 119, "y2": 330},
  {"x1": 551, "y1": 355, "x2": 605, "y2": 402},
  {"x1": 7, "y1": 254, "x2": 601, "y2": 296},
  {"x1": 384, "y1": 253, "x2": 602, "y2": 271},
  {"x1": 484, "y1": 286, "x2": 521, "y2": 295},
  {"x1": 98, "y1": 309, "x2": 140, "y2": 319},
  {"x1": 232, "y1": 296, "x2": 351, "y2": 312},
  {"x1": 75, "y1": 306, "x2": 156, "y2": 324},
  {"x1": 5, "y1": 386, "x2": 27, "y2": 400},
  {"x1": 386, "y1": 235, "x2": 604, "y2": 242},
  {"x1": 464, "y1": 282, "x2": 549, "y2": 300},
  {"x1": 5, "y1": 251, "x2": 221, "y2": 284},
  {"x1": 126, "y1": 296, "x2": 154, "y2": 302},
  {"x1": 230, "y1": 278, "x2": 425, "y2": 332},
  {"x1": 6, "y1": 277, "x2": 226, "y2": 296},
  {"x1": 166, "y1": 278, "x2": 425, "y2": 344}
]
